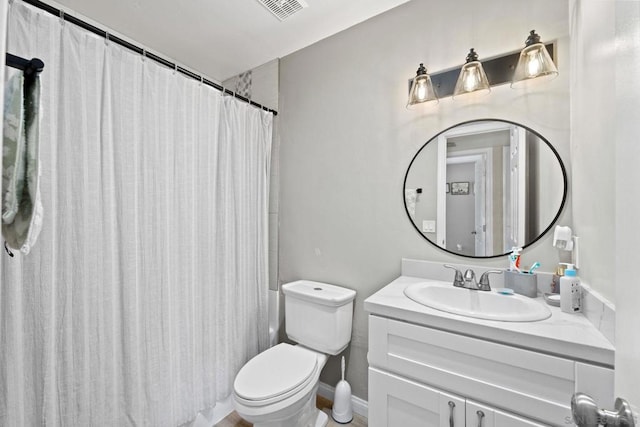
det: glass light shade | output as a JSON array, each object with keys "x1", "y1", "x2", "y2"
[
  {"x1": 407, "y1": 63, "x2": 438, "y2": 108},
  {"x1": 453, "y1": 61, "x2": 491, "y2": 97},
  {"x1": 511, "y1": 31, "x2": 558, "y2": 87}
]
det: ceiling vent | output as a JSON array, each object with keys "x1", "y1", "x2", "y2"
[{"x1": 256, "y1": 0, "x2": 309, "y2": 21}]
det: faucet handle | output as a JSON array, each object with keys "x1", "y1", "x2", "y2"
[
  {"x1": 444, "y1": 264, "x2": 464, "y2": 287},
  {"x1": 479, "y1": 270, "x2": 503, "y2": 291}
]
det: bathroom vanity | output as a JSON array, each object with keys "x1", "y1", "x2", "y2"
[{"x1": 364, "y1": 260, "x2": 614, "y2": 427}]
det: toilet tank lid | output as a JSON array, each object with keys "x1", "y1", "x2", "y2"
[{"x1": 282, "y1": 280, "x2": 356, "y2": 307}]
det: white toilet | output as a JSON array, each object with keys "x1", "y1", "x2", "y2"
[{"x1": 233, "y1": 280, "x2": 356, "y2": 427}]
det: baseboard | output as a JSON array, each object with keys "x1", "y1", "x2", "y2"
[{"x1": 317, "y1": 381, "x2": 368, "y2": 420}]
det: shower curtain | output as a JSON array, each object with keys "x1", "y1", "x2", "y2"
[{"x1": 1, "y1": 2, "x2": 271, "y2": 426}]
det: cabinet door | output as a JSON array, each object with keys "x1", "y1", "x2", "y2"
[
  {"x1": 466, "y1": 400, "x2": 495, "y2": 427},
  {"x1": 369, "y1": 367, "x2": 465, "y2": 427},
  {"x1": 494, "y1": 409, "x2": 548, "y2": 427}
]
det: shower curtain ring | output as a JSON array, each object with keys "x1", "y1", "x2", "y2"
[
  {"x1": 105, "y1": 33, "x2": 110, "y2": 46},
  {"x1": 59, "y1": 9, "x2": 65, "y2": 24}
]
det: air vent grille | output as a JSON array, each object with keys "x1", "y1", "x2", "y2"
[{"x1": 256, "y1": 0, "x2": 309, "y2": 21}]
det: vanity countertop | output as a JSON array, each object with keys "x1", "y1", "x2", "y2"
[{"x1": 364, "y1": 275, "x2": 615, "y2": 367}]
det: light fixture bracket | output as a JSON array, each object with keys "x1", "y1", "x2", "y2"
[
  {"x1": 465, "y1": 48, "x2": 479, "y2": 63},
  {"x1": 525, "y1": 30, "x2": 542, "y2": 46},
  {"x1": 408, "y1": 43, "x2": 554, "y2": 99}
]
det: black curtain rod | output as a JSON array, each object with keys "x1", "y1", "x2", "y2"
[
  {"x1": 5, "y1": 52, "x2": 45, "y2": 77},
  {"x1": 18, "y1": 0, "x2": 278, "y2": 116}
]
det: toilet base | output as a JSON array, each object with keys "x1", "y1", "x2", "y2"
[
  {"x1": 241, "y1": 390, "x2": 328, "y2": 427},
  {"x1": 315, "y1": 410, "x2": 329, "y2": 427}
]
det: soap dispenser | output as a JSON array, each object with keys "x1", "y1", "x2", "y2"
[{"x1": 559, "y1": 264, "x2": 582, "y2": 313}]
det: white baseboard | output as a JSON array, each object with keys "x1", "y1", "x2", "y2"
[{"x1": 317, "y1": 381, "x2": 368, "y2": 420}]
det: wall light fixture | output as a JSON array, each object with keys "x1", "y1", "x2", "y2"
[
  {"x1": 511, "y1": 30, "x2": 558, "y2": 87},
  {"x1": 407, "y1": 30, "x2": 556, "y2": 108},
  {"x1": 452, "y1": 48, "x2": 490, "y2": 97},
  {"x1": 407, "y1": 63, "x2": 438, "y2": 108}
]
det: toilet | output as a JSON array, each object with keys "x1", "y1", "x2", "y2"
[{"x1": 233, "y1": 280, "x2": 356, "y2": 427}]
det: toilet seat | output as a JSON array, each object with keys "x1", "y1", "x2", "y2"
[{"x1": 234, "y1": 343, "x2": 320, "y2": 407}]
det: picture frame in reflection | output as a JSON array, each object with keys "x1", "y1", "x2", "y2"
[{"x1": 450, "y1": 181, "x2": 470, "y2": 195}]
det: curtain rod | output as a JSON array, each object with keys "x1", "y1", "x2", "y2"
[
  {"x1": 19, "y1": 0, "x2": 278, "y2": 116},
  {"x1": 5, "y1": 52, "x2": 45, "y2": 77}
]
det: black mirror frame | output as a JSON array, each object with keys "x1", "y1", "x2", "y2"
[{"x1": 403, "y1": 118, "x2": 568, "y2": 259}]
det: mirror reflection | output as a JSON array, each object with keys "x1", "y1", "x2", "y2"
[{"x1": 404, "y1": 120, "x2": 567, "y2": 258}]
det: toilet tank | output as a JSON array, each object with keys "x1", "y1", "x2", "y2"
[{"x1": 281, "y1": 280, "x2": 356, "y2": 355}]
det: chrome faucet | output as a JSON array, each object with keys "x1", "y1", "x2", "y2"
[
  {"x1": 444, "y1": 265, "x2": 502, "y2": 291},
  {"x1": 463, "y1": 269, "x2": 478, "y2": 289}
]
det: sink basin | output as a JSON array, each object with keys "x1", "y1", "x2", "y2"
[{"x1": 404, "y1": 282, "x2": 551, "y2": 322}]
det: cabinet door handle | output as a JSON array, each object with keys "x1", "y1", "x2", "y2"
[
  {"x1": 476, "y1": 410, "x2": 485, "y2": 427},
  {"x1": 448, "y1": 401, "x2": 456, "y2": 427}
]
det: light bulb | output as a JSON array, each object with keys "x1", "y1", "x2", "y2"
[
  {"x1": 416, "y1": 80, "x2": 428, "y2": 101},
  {"x1": 526, "y1": 52, "x2": 541, "y2": 77},
  {"x1": 463, "y1": 68, "x2": 479, "y2": 92}
]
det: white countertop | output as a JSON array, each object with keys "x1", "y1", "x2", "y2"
[{"x1": 364, "y1": 275, "x2": 615, "y2": 367}]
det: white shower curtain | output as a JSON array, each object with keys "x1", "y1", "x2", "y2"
[{"x1": 1, "y1": 2, "x2": 271, "y2": 426}]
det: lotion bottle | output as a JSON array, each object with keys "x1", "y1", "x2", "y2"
[{"x1": 560, "y1": 264, "x2": 582, "y2": 313}]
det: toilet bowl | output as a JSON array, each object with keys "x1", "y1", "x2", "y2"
[
  {"x1": 233, "y1": 344, "x2": 328, "y2": 426},
  {"x1": 233, "y1": 280, "x2": 356, "y2": 427}
]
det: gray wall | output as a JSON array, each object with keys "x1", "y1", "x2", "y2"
[
  {"x1": 0, "y1": 0, "x2": 6, "y2": 123},
  {"x1": 404, "y1": 141, "x2": 438, "y2": 236},
  {"x1": 278, "y1": 0, "x2": 570, "y2": 400}
]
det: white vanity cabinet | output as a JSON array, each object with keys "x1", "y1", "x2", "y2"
[{"x1": 367, "y1": 314, "x2": 612, "y2": 427}]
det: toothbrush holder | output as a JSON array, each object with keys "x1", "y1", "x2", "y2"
[{"x1": 504, "y1": 271, "x2": 538, "y2": 298}]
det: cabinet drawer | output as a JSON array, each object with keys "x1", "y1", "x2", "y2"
[{"x1": 369, "y1": 315, "x2": 573, "y2": 426}]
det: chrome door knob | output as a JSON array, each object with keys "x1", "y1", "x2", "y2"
[{"x1": 571, "y1": 392, "x2": 636, "y2": 427}]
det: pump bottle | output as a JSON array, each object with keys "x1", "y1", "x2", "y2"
[{"x1": 559, "y1": 264, "x2": 582, "y2": 313}]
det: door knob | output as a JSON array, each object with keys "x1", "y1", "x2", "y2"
[{"x1": 571, "y1": 392, "x2": 636, "y2": 427}]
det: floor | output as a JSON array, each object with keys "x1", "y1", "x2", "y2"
[{"x1": 215, "y1": 395, "x2": 367, "y2": 427}]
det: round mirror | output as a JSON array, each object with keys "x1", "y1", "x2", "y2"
[{"x1": 403, "y1": 119, "x2": 567, "y2": 258}]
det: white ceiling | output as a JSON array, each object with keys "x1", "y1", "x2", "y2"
[{"x1": 52, "y1": 0, "x2": 412, "y2": 81}]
